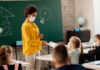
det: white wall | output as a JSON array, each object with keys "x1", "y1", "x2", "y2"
[
  {"x1": 61, "y1": 0, "x2": 75, "y2": 41},
  {"x1": 93, "y1": 0, "x2": 100, "y2": 34},
  {"x1": 75, "y1": 0, "x2": 95, "y2": 36}
]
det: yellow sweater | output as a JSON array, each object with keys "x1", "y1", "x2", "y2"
[{"x1": 21, "y1": 19, "x2": 42, "y2": 55}]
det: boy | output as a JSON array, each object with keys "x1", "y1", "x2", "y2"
[
  {"x1": 52, "y1": 45, "x2": 85, "y2": 70},
  {"x1": 88, "y1": 34, "x2": 100, "y2": 60}
]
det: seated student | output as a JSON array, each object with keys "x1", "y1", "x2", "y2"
[
  {"x1": 68, "y1": 36, "x2": 83, "y2": 64},
  {"x1": 94, "y1": 34, "x2": 100, "y2": 46},
  {"x1": 88, "y1": 34, "x2": 100, "y2": 60},
  {"x1": 0, "y1": 45, "x2": 21, "y2": 70},
  {"x1": 52, "y1": 45, "x2": 85, "y2": 70}
]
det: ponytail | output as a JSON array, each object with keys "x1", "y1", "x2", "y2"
[{"x1": 80, "y1": 43, "x2": 83, "y2": 54}]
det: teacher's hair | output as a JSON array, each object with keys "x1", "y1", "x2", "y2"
[{"x1": 24, "y1": 4, "x2": 38, "y2": 17}]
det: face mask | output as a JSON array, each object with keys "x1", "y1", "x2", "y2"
[{"x1": 29, "y1": 16, "x2": 36, "y2": 22}]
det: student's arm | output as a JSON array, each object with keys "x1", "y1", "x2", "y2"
[{"x1": 23, "y1": 25, "x2": 42, "y2": 47}]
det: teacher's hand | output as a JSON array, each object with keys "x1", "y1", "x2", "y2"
[
  {"x1": 39, "y1": 34, "x2": 43, "y2": 39},
  {"x1": 42, "y1": 41, "x2": 48, "y2": 45}
]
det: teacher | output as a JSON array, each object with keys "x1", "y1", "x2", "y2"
[{"x1": 21, "y1": 4, "x2": 47, "y2": 70}]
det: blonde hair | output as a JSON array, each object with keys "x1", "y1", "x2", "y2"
[
  {"x1": 70, "y1": 36, "x2": 83, "y2": 54},
  {"x1": 70, "y1": 36, "x2": 81, "y2": 48},
  {"x1": 0, "y1": 45, "x2": 13, "y2": 66}
]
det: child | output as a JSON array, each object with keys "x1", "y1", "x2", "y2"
[
  {"x1": 52, "y1": 45, "x2": 85, "y2": 70},
  {"x1": 0, "y1": 45, "x2": 13, "y2": 66},
  {"x1": 88, "y1": 34, "x2": 100, "y2": 60},
  {"x1": 0, "y1": 45, "x2": 21, "y2": 70},
  {"x1": 94, "y1": 34, "x2": 100, "y2": 46},
  {"x1": 69, "y1": 36, "x2": 83, "y2": 64}
]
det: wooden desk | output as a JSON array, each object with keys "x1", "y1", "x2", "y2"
[
  {"x1": 35, "y1": 48, "x2": 90, "y2": 61},
  {"x1": 35, "y1": 54, "x2": 52, "y2": 61},
  {"x1": 11, "y1": 60, "x2": 29, "y2": 68}
]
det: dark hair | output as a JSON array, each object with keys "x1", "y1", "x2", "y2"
[
  {"x1": 0, "y1": 45, "x2": 13, "y2": 66},
  {"x1": 24, "y1": 4, "x2": 38, "y2": 17},
  {"x1": 53, "y1": 45, "x2": 68, "y2": 64},
  {"x1": 95, "y1": 34, "x2": 100, "y2": 40}
]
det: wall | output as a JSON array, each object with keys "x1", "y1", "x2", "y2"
[
  {"x1": 74, "y1": 0, "x2": 95, "y2": 36},
  {"x1": 93, "y1": 0, "x2": 100, "y2": 34},
  {"x1": 0, "y1": 0, "x2": 76, "y2": 42},
  {"x1": 61, "y1": 0, "x2": 75, "y2": 41}
]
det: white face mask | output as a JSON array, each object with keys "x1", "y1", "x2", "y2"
[{"x1": 29, "y1": 16, "x2": 36, "y2": 22}]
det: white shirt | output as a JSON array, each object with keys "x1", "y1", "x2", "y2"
[{"x1": 69, "y1": 48, "x2": 80, "y2": 64}]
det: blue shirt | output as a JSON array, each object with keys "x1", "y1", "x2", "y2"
[{"x1": 56, "y1": 65, "x2": 85, "y2": 70}]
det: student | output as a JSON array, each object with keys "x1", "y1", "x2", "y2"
[
  {"x1": 94, "y1": 34, "x2": 100, "y2": 46},
  {"x1": 68, "y1": 36, "x2": 83, "y2": 64},
  {"x1": 21, "y1": 4, "x2": 47, "y2": 70},
  {"x1": 52, "y1": 45, "x2": 85, "y2": 70},
  {"x1": 88, "y1": 34, "x2": 100, "y2": 60},
  {"x1": 0, "y1": 45, "x2": 21, "y2": 70}
]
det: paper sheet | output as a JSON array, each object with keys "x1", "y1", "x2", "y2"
[{"x1": 47, "y1": 41, "x2": 58, "y2": 48}]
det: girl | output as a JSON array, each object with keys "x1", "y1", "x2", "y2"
[
  {"x1": 69, "y1": 36, "x2": 83, "y2": 64},
  {"x1": 0, "y1": 45, "x2": 21, "y2": 70}
]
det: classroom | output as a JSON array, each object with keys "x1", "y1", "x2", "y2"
[{"x1": 0, "y1": 0, "x2": 100, "y2": 70}]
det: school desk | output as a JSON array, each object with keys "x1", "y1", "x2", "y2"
[{"x1": 83, "y1": 61, "x2": 100, "y2": 70}]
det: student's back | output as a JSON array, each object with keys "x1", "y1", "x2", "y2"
[
  {"x1": 69, "y1": 49, "x2": 80, "y2": 64},
  {"x1": 56, "y1": 64, "x2": 85, "y2": 70}
]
